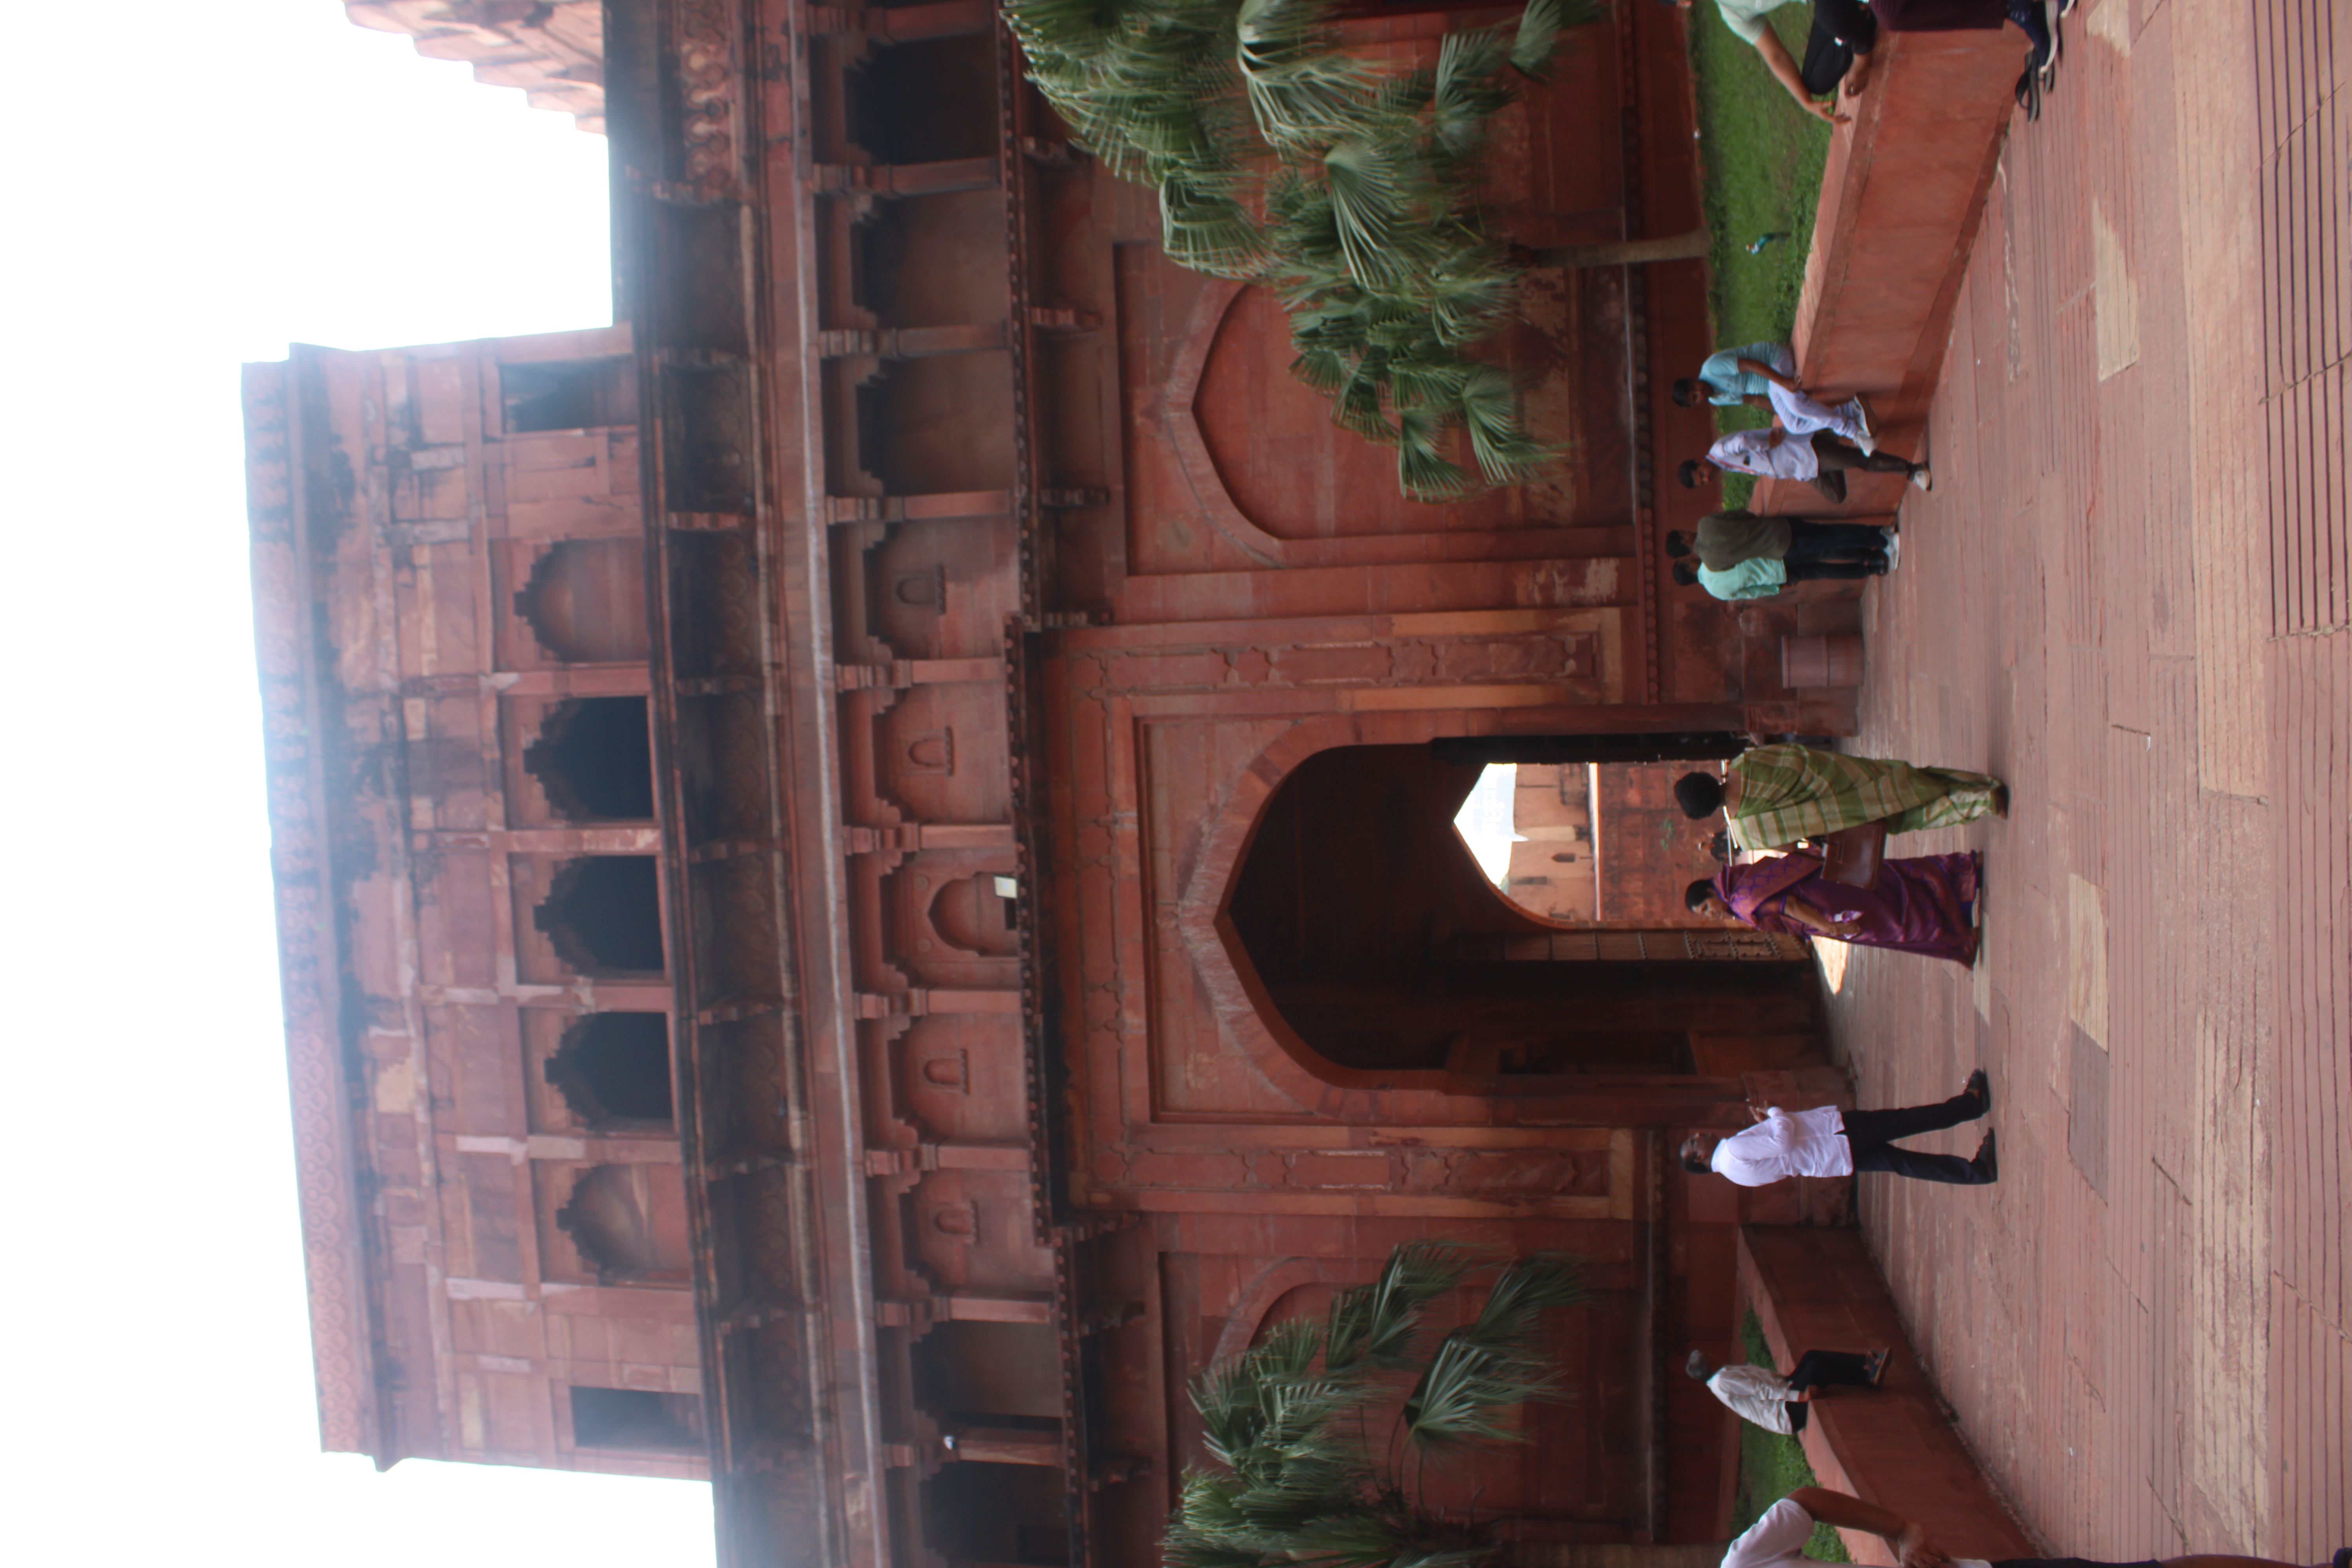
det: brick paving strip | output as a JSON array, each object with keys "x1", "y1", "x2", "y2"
[{"x1": 1777, "y1": 0, "x2": 2349, "y2": 1559}]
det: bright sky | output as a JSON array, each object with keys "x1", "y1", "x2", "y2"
[{"x1": 1, "y1": 5, "x2": 715, "y2": 1562}]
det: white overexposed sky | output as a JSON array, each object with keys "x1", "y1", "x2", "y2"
[{"x1": 0, "y1": 5, "x2": 715, "y2": 1562}]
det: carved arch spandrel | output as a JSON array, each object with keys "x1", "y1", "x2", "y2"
[{"x1": 1151, "y1": 273, "x2": 1613, "y2": 571}]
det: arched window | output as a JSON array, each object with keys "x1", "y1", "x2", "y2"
[
  {"x1": 525, "y1": 697, "x2": 655, "y2": 820},
  {"x1": 545, "y1": 1013, "x2": 674, "y2": 1128},
  {"x1": 514, "y1": 539, "x2": 650, "y2": 664},
  {"x1": 534, "y1": 856, "x2": 666, "y2": 976}
]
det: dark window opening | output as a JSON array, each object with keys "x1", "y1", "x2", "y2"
[
  {"x1": 513, "y1": 539, "x2": 651, "y2": 665},
  {"x1": 526, "y1": 697, "x2": 656, "y2": 820},
  {"x1": 535, "y1": 855, "x2": 666, "y2": 976},
  {"x1": 922, "y1": 1463, "x2": 1069, "y2": 1566},
  {"x1": 570, "y1": 1386, "x2": 703, "y2": 1451},
  {"x1": 502, "y1": 357, "x2": 639, "y2": 433},
  {"x1": 546, "y1": 1013, "x2": 674, "y2": 1128},
  {"x1": 848, "y1": 38, "x2": 998, "y2": 164}
]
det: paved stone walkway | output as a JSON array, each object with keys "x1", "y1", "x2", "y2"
[{"x1": 1817, "y1": 0, "x2": 2348, "y2": 1560}]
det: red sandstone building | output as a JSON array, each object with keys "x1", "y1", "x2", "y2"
[{"x1": 250, "y1": 2, "x2": 1871, "y2": 1564}]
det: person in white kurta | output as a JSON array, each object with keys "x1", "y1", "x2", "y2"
[{"x1": 1686, "y1": 1347, "x2": 1886, "y2": 1434}]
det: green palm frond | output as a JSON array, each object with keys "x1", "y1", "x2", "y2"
[
  {"x1": 1395, "y1": 406, "x2": 1472, "y2": 500},
  {"x1": 1463, "y1": 1249, "x2": 1588, "y2": 1355},
  {"x1": 1429, "y1": 27, "x2": 1513, "y2": 160},
  {"x1": 1457, "y1": 365, "x2": 1550, "y2": 483},
  {"x1": 1324, "y1": 1240, "x2": 1468, "y2": 1372},
  {"x1": 1511, "y1": 0, "x2": 1602, "y2": 82},
  {"x1": 1165, "y1": 1533, "x2": 1277, "y2": 1568},
  {"x1": 1236, "y1": 0, "x2": 1374, "y2": 149},
  {"x1": 1011, "y1": 0, "x2": 1597, "y2": 497},
  {"x1": 1320, "y1": 137, "x2": 1413, "y2": 292},
  {"x1": 1332, "y1": 359, "x2": 1397, "y2": 443},
  {"x1": 1399, "y1": 1328, "x2": 1553, "y2": 1450},
  {"x1": 1160, "y1": 172, "x2": 1267, "y2": 276}
]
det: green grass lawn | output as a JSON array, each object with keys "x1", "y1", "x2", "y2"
[
  {"x1": 1686, "y1": 4, "x2": 1834, "y2": 507},
  {"x1": 1728, "y1": 1310, "x2": 1852, "y2": 1560}
]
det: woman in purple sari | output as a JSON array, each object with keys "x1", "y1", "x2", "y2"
[{"x1": 1685, "y1": 848, "x2": 1982, "y2": 967}]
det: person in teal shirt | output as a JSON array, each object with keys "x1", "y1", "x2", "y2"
[{"x1": 1676, "y1": 339, "x2": 1877, "y2": 452}]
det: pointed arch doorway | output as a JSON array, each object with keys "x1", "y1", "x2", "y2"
[{"x1": 1217, "y1": 737, "x2": 1821, "y2": 1109}]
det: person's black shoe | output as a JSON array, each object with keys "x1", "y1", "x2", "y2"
[
  {"x1": 2328, "y1": 1546, "x2": 2348, "y2": 1568},
  {"x1": 1964, "y1": 1069, "x2": 1991, "y2": 1119},
  {"x1": 1971, "y1": 1128, "x2": 1998, "y2": 1183}
]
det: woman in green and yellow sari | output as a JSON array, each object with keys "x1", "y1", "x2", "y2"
[{"x1": 1674, "y1": 743, "x2": 2007, "y2": 852}]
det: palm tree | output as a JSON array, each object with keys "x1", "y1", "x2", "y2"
[
  {"x1": 1163, "y1": 1241, "x2": 1615, "y2": 1568},
  {"x1": 1002, "y1": 0, "x2": 1600, "y2": 500}
]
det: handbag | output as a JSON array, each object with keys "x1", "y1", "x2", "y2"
[{"x1": 1818, "y1": 819, "x2": 1886, "y2": 889}]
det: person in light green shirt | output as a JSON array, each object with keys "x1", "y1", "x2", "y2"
[{"x1": 1671, "y1": 544, "x2": 1886, "y2": 599}]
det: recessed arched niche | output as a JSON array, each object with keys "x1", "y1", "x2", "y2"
[
  {"x1": 554, "y1": 1163, "x2": 691, "y2": 1285},
  {"x1": 929, "y1": 874, "x2": 1018, "y2": 956},
  {"x1": 514, "y1": 539, "x2": 650, "y2": 664}
]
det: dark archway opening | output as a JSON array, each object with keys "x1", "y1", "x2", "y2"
[
  {"x1": 1223, "y1": 746, "x2": 1814, "y2": 1080},
  {"x1": 546, "y1": 1012, "x2": 674, "y2": 1128},
  {"x1": 526, "y1": 697, "x2": 656, "y2": 820},
  {"x1": 535, "y1": 855, "x2": 666, "y2": 976}
]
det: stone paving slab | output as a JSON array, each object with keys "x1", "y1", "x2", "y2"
[{"x1": 1803, "y1": 0, "x2": 2349, "y2": 1560}]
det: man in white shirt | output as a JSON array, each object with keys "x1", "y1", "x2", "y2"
[
  {"x1": 1724, "y1": 1485, "x2": 2347, "y2": 1568},
  {"x1": 1680, "y1": 430, "x2": 1929, "y2": 503},
  {"x1": 1664, "y1": 0, "x2": 1880, "y2": 127},
  {"x1": 1687, "y1": 1346, "x2": 1886, "y2": 1434},
  {"x1": 1679, "y1": 1071, "x2": 1995, "y2": 1186}
]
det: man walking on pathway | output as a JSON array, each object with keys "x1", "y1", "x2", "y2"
[
  {"x1": 1722, "y1": 1485, "x2": 2349, "y2": 1568},
  {"x1": 1676, "y1": 340, "x2": 1877, "y2": 452},
  {"x1": 1687, "y1": 1346, "x2": 1887, "y2": 1434},
  {"x1": 1674, "y1": 742, "x2": 2006, "y2": 852},
  {"x1": 1678, "y1": 1073, "x2": 1997, "y2": 1187},
  {"x1": 1682, "y1": 428, "x2": 1927, "y2": 503},
  {"x1": 1668, "y1": 513, "x2": 1895, "y2": 598}
]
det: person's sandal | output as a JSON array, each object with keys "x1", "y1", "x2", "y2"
[
  {"x1": 1964, "y1": 1069, "x2": 1991, "y2": 1119},
  {"x1": 1972, "y1": 1128, "x2": 1999, "y2": 1182}
]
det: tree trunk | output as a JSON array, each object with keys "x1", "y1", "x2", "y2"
[
  {"x1": 1499, "y1": 1539, "x2": 1734, "y2": 1568},
  {"x1": 1532, "y1": 228, "x2": 1713, "y2": 269}
]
